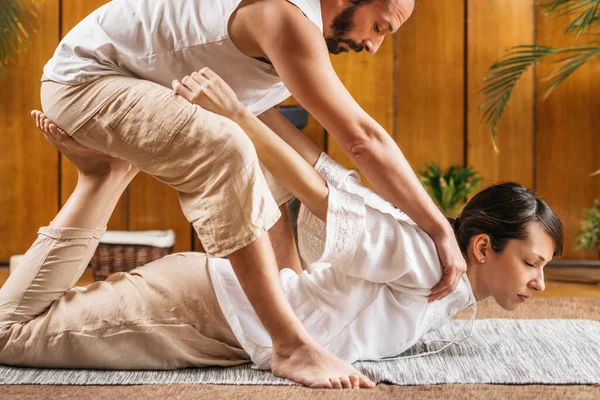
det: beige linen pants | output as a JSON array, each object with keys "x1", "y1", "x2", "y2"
[
  {"x1": 0, "y1": 226, "x2": 249, "y2": 369},
  {"x1": 41, "y1": 76, "x2": 293, "y2": 258}
]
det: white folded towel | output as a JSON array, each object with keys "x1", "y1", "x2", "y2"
[{"x1": 99, "y1": 230, "x2": 176, "y2": 248}]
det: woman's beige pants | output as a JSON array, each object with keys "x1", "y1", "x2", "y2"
[{"x1": 0, "y1": 227, "x2": 249, "y2": 369}]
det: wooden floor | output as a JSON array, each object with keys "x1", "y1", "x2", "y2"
[
  {"x1": 1, "y1": 267, "x2": 600, "y2": 297},
  {"x1": 535, "y1": 280, "x2": 600, "y2": 297}
]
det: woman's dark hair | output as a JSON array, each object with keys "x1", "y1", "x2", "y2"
[{"x1": 449, "y1": 182, "x2": 563, "y2": 258}]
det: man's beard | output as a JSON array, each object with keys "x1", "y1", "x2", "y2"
[{"x1": 325, "y1": 4, "x2": 365, "y2": 54}]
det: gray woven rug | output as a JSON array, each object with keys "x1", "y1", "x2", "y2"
[{"x1": 1, "y1": 319, "x2": 599, "y2": 386}]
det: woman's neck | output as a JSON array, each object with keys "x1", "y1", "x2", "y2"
[{"x1": 465, "y1": 262, "x2": 489, "y2": 302}]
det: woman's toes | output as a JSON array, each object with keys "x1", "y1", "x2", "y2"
[
  {"x1": 33, "y1": 114, "x2": 40, "y2": 130},
  {"x1": 48, "y1": 124, "x2": 61, "y2": 141},
  {"x1": 349, "y1": 375, "x2": 360, "y2": 389},
  {"x1": 43, "y1": 118, "x2": 51, "y2": 134}
]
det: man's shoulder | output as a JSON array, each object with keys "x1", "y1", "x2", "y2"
[
  {"x1": 240, "y1": 0, "x2": 306, "y2": 20},
  {"x1": 238, "y1": 0, "x2": 320, "y2": 37}
]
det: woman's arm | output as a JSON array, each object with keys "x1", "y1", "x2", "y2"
[
  {"x1": 256, "y1": 107, "x2": 321, "y2": 168},
  {"x1": 171, "y1": 70, "x2": 443, "y2": 292},
  {"x1": 232, "y1": 110, "x2": 329, "y2": 221},
  {"x1": 172, "y1": 68, "x2": 329, "y2": 221}
]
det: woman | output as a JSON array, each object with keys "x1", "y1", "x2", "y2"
[{"x1": 0, "y1": 71, "x2": 563, "y2": 389}]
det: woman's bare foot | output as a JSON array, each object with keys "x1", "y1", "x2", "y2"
[
  {"x1": 31, "y1": 110, "x2": 137, "y2": 178},
  {"x1": 271, "y1": 339, "x2": 375, "y2": 389}
]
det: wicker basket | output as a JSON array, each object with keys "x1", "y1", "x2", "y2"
[{"x1": 89, "y1": 230, "x2": 175, "y2": 281}]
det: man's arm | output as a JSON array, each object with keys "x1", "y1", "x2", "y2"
[{"x1": 237, "y1": 2, "x2": 465, "y2": 300}]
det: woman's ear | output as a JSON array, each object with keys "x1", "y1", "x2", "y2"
[{"x1": 472, "y1": 233, "x2": 491, "y2": 264}]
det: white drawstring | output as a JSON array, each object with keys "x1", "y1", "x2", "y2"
[{"x1": 363, "y1": 301, "x2": 478, "y2": 362}]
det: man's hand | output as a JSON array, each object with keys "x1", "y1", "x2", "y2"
[
  {"x1": 428, "y1": 228, "x2": 467, "y2": 302},
  {"x1": 171, "y1": 67, "x2": 245, "y2": 121}
]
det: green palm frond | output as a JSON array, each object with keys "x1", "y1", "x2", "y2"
[
  {"x1": 479, "y1": 44, "x2": 600, "y2": 148},
  {"x1": 543, "y1": 45, "x2": 600, "y2": 96},
  {"x1": 481, "y1": 1, "x2": 600, "y2": 164},
  {"x1": 0, "y1": 0, "x2": 38, "y2": 66},
  {"x1": 478, "y1": 45, "x2": 558, "y2": 146},
  {"x1": 542, "y1": 0, "x2": 600, "y2": 38}
]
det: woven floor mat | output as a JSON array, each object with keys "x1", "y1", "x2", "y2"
[{"x1": 2, "y1": 318, "x2": 599, "y2": 386}]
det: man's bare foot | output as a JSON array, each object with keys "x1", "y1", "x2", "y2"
[
  {"x1": 31, "y1": 110, "x2": 137, "y2": 178},
  {"x1": 271, "y1": 340, "x2": 375, "y2": 389}
]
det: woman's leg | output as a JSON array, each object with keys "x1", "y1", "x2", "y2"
[
  {"x1": 0, "y1": 116, "x2": 138, "y2": 326},
  {"x1": 0, "y1": 117, "x2": 248, "y2": 369}
]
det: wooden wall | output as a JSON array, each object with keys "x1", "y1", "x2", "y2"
[
  {"x1": 535, "y1": 3, "x2": 600, "y2": 260},
  {"x1": 1, "y1": 0, "x2": 598, "y2": 262},
  {"x1": 467, "y1": 0, "x2": 535, "y2": 188},
  {"x1": 59, "y1": 0, "x2": 192, "y2": 253},
  {"x1": 0, "y1": 0, "x2": 60, "y2": 263}
]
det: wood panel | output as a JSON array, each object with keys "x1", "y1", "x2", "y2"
[
  {"x1": 467, "y1": 0, "x2": 535, "y2": 189},
  {"x1": 59, "y1": 0, "x2": 127, "y2": 230},
  {"x1": 2, "y1": 0, "x2": 600, "y2": 263},
  {"x1": 535, "y1": 9, "x2": 600, "y2": 260},
  {"x1": 395, "y1": 0, "x2": 465, "y2": 171},
  {"x1": 327, "y1": 34, "x2": 396, "y2": 175},
  {"x1": 0, "y1": 0, "x2": 60, "y2": 262}
]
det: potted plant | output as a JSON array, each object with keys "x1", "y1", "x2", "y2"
[
  {"x1": 576, "y1": 199, "x2": 600, "y2": 259},
  {"x1": 418, "y1": 163, "x2": 483, "y2": 218},
  {"x1": 0, "y1": 0, "x2": 38, "y2": 67}
]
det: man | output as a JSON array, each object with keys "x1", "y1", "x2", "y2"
[{"x1": 37, "y1": 0, "x2": 465, "y2": 389}]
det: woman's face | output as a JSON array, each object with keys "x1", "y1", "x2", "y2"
[{"x1": 475, "y1": 222, "x2": 555, "y2": 311}]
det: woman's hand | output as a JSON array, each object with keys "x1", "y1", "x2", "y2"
[{"x1": 172, "y1": 67, "x2": 245, "y2": 121}]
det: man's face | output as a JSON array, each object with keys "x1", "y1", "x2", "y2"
[{"x1": 325, "y1": 0, "x2": 415, "y2": 55}]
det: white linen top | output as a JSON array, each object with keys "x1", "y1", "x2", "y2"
[
  {"x1": 42, "y1": 0, "x2": 323, "y2": 115},
  {"x1": 209, "y1": 153, "x2": 476, "y2": 369}
]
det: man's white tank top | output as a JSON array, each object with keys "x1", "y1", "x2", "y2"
[{"x1": 43, "y1": 0, "x2": 323, "y2": 115}]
